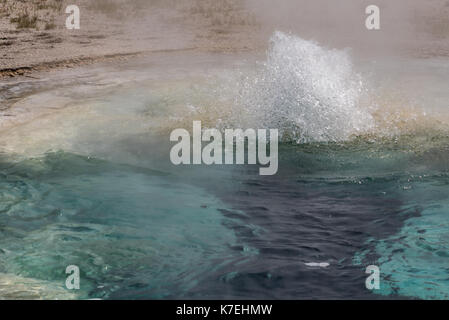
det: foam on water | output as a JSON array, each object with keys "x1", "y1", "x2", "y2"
[{"x1": 0, "y1": 273, "x2": 78, "y2": 300}]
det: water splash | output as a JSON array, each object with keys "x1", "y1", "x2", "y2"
[{"x1": 230, "y1": 31, "x2": 375, "y2": 143}]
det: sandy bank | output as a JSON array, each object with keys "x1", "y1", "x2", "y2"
[{"x1": 0, "y1": 0, "x2": 261, "y2": 78}]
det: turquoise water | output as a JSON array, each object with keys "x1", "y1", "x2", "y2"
[
  {"x1": 354, "y1": 167, "x2": 449, "y2": 299},
  {"x1": 0, "y1": 151, "x2": 256, "y2": 299}
]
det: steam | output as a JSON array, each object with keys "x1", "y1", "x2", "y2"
[{"x1": 244, "y1": 0, "x2": 449, "y2": 57}]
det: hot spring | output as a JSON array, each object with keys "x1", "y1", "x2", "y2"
[{"x1": 1, "y1": 32, "x2": 449, "y2": 299}]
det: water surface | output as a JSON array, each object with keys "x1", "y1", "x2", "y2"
[{"x1": 1, "y1": 33, "x2": 449, "y2": 299}]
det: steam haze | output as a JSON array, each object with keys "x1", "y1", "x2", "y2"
[{"x1": 245, "y1": 0, "x2": 449, "y2": 57}]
